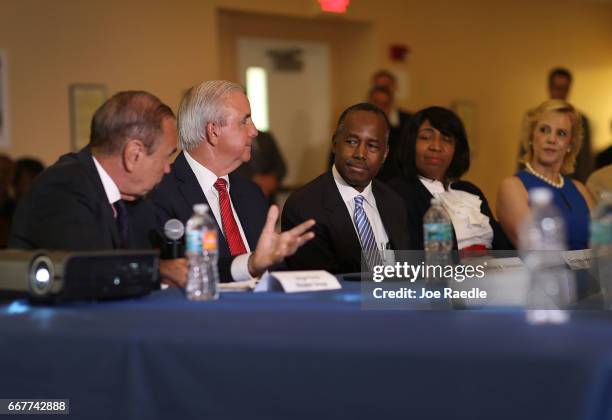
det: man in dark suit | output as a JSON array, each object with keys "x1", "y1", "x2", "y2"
[
  {"x1": 233, "y1": 131, "x2": 287, "y2": 202},
  {"x1": 368, "y1": 85, "x2": 411, "y2": 181},
  {"x1": 282, "y1": 103, "x2": 411, "y2": 274},
  {"x1": 9, "y1": 91, "x2": 187, "y2": 286},
  {"x1": 150, "y1": 80, "x2": 314, "y2": 282}
]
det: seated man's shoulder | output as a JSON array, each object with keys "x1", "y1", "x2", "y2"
[
  {"x1": 373, "y1": 177, "x2": 406, "y2": 201},
  {"x1": 284, "y1": 173, "x2": 329, "y2": 208},
  {"x1": 230, "y1": 173, "x2": 265, "y2": 194},
  {"x1": 151, "y1": 171, "x2": 179, "y2": 196},
  {"x1": 30, "y1": 152, "x2": 94, "y2": 195},
  {"x1": 228, "y1": 174, "x2": 268, "y2": 209}
]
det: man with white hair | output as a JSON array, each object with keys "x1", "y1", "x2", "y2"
[{"x1": 151, "y1": 80, "x2": 314, "y2": 282}]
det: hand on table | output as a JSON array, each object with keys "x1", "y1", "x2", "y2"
[{"x1": 159, "y1": 258, "x2": 188, "y2": 288}]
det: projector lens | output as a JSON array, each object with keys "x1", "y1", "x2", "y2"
[
  {"x1": 36, "y1": 267, "x2": 50, "y2": 283},
  {"x1": 29, "y1": 255, "x2": 54, "y2": 296}
]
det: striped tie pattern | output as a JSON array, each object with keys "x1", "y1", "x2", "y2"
[
  {"x1": 213, "y1": 178, "x2": 247, "y2": 256},
  {"x1": 353, "y1": 195, "x2": 383, "y2": 271}
]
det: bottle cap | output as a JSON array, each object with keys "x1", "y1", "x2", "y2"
[
  {"x1": 193, "y1": 203, "x2": 209, "y2": 214},
  {"x1": 529, "y1": 187, "x2": 553, "y2": 206}
]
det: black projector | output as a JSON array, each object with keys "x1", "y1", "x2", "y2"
[{"x1": 0, "y1": 250, "x2": 159, "y2": 302}]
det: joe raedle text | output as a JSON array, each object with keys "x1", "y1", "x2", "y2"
[{"x1": 372, "y1": 287, "x2": 487, "y2": 300}]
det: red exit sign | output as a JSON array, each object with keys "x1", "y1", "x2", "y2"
[{"x1": 318, "y1": 0, "x2": 350, "y2": 13}]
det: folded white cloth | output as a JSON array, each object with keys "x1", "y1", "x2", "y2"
[{"x1": 437, "y1": 188, "x2": 493, "y2": 249}]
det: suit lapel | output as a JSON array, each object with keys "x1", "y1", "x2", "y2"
[
  {"x1": 373, "y1": 180, "x2": 403, "y2": 250},
  {"x1": 76, "y1": 147, "x2": 121, "y2": 249},
  {"x1": 321, "y1": 172, "x2": 362, "y2": 268},
  {"x1": 173, "y1": 152, "x2": 231, "y2": 257}
]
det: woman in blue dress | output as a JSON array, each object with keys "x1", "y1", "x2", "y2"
[{"x1": 497, "y1": 99, "x2": 594, "y2": 250}]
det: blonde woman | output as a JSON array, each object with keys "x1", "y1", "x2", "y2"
[{"x1": 497, "y1": 99, "x2": 594, "y2": 250}]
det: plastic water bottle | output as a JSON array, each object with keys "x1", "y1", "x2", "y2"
[
  {"x1": 423, "y1": 197, "x2": 453, "y2": 252},
  {"x1": 185, "y1": 204, "x2": 219, "y2": 301},
  {"x1": 519, "y1": 188, "x2": 574, "y2": 314},
  {"x1": 519, "y1": 188, "x2": 566, "y2": 251},
  {"x1": 590, "y1": 192, "x2": 612, "y2": 306},
  {"x1": 423, "y1": 197, "x2": 453, "y2": 282}
]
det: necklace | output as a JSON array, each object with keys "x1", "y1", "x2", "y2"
[{"x1": 525, "y1": 162, "x2": 564, "y2": 189}]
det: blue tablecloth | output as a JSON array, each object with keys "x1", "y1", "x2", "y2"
[{"x1": 1, "y1": 282, "x2": 612, "y2": 420}]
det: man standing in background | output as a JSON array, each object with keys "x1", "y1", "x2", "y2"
[
  {"x1": 369, "y1": 70, "x2": 412, "y2": 181},
  {"x1": 518, "y1": 67, "x2": 593, "y2": 182},
  {"x1": 233, "y1": 130, "x2": 287, "y2": 202}
]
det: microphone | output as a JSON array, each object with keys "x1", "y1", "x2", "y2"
[{"x1": 162, "y1": 219, "x2": 185, "y2": 259}]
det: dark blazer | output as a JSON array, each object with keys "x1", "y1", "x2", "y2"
[
  {"x1": 233, "y1": 131, "x2": 287, "y2": 181},
  {"x1": 149, "y1": 152, "x2": 268, "y2": 282},
  {"x1": 387, "y1": 175, "x2": 513, "y2": 250},
  {"x1": 281, "y1": 171, "x2": 411, "y2": 274},
  {"x1": 9, "y1": 148, "x2": 156, "y2": 251},
  {"x1": 376, "y1": 109, "x2": 412, "y2": 182}
]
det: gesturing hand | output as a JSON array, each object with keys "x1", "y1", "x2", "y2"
[{"x1": 248, "y1": 205, "x2": 315, "y2": 277}]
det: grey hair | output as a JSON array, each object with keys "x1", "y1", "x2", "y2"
[{"x1": 178, "y1": 80, "x2": 245, "y2": 151}]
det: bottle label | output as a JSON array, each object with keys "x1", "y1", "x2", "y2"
[
  {"x1": 203, "y1": 230, "x2": 218, "y2": 251},
  {"x1": 186, "y1": 230, "x2": 202, "y2": 254},
  {"x1": 424, "y1": 223, "x2": 453, "y2": 242}
]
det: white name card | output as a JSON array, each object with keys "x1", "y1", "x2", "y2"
[
  {"x1": 480, "y1": 257, "x2": 525, "y2": 272},
  {"x1": 562, "y1": 249, "x2": 593, "y2": 270},
  {"x1": 254, "y1": 270, "x2": 341, "y2": 293}
]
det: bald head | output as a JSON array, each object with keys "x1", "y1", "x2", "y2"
[{"x1": 90, "y1": 91, "x2": 175, "y2": 156}]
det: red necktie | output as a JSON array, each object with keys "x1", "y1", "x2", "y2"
[{"x1": 213, "y1": 178, "x2": 247, "y2": 256}]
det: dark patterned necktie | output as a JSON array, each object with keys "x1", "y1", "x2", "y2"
[{"x1": 113, "y1": 199, "x2": 129, "y2": 249}]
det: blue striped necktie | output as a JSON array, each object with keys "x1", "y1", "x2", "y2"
[{"x1": 353, "y1": 195, "x2": 383, "y2": 270}]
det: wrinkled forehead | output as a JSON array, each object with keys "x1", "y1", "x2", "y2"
[{"x1": 343, "y1": 111, "x2": 388, "y2": 139}]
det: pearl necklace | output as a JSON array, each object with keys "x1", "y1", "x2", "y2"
[{"x1": 525, "y1": 162, "x2": 564, "y2": 189}]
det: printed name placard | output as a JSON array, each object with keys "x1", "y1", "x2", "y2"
[
  {"x1": 461, "y1": 257, "x2": 525, "y2": 273},
  {"x1": 562, "y1": 249, "x2": 593, "y2": 271},
  {"x1": 254, "y1": 270, "x2": 341, "y2": 293}
]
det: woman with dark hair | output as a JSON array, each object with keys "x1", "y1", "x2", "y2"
[{"x1": 387, "y1": 106, "x2": 511, "y2": 250}]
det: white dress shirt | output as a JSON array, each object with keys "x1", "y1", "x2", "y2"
[
  {"x1": 388, "y1": 107, "x2": 401, "y2": 128},
  {"x1": 184, "y1": 151, "x2": 253, "y2": 281},
  {"x1": 92, "y1": 156, "x2": 121, "y2": 208},
  {"x1": 332, "y1": 165, "x2": 390, "y2": 250}
]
